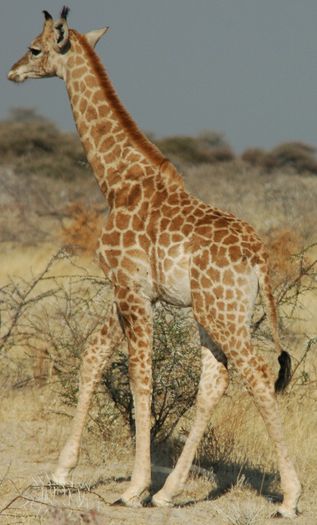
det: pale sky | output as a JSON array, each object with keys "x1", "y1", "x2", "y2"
[{"x1": 1, "y1": 1, "x2": 317, "y2": 152}]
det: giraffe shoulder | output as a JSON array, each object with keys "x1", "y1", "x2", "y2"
[{"x1": 159, "y1": 159, "x2": 185, "y2": 191}]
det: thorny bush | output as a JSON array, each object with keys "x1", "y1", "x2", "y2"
[{"x1": 0, "y1": 240, "x2": 316, "y2": 443}]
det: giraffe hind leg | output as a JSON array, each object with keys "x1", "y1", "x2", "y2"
[
  {"x1": 230, "y1": 339, "x2": 301, "y2": 518},
  {"x1": 152, "y1": 326, "x2": 229, "y2": 507}
]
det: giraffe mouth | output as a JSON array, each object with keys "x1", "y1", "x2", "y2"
[{"x1": 8, "y1": 70, "x2": 27, "y2": 83}]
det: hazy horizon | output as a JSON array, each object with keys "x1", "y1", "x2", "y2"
[{"x1": 2, "y1": 1, "x2": 317, "y2": 152}]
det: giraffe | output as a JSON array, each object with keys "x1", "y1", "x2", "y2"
[{"x1": 8, "y1": 8, "x2": 301, "y2": 517}]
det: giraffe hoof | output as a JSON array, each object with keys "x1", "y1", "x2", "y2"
[
  {"x1": 49, "y1": 477, "x2": 68, "y2": 487},
  {"x1": 151, "y1": 491, "x2": 173, "y2": 507},
  {"x1": 111, "y1": 498, "x2": 126, "y2": 507},
  {"x1": 113, "y1": 489, "x2": 150, "y2": 508},
  {"x1": 50, "y1": 469, "x2": 70, "y2": 486},
  {"x1": 273, "y1": 507, "x2": 299, "y2": 519}
]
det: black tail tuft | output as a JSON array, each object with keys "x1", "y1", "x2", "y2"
[{"x1": 275, "y1": 350, "x2": 292, "y2": 393}]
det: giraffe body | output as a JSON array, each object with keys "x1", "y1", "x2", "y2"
[{"x1": 8, "y1": 9, "x2": 300, "y2": 517}]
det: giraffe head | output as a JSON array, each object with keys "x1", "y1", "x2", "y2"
[{"x1": 8, "y1": 7, "x2": 108, "y2": 83}]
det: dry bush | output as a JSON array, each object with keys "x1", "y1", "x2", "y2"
[
  {"x1": 0, "y1": 250, "x2": 111, "y2": 388},
  {"x1": 0, "y1": 111, "x2": 235, "y2": 181},
  {"x1": 155, "y1": 131, "x2": 234, "y2": 166},
  {"x1": 103, "y1": 303, "x2": 200, "y2": 442},
  {"x1": 241, "y1": 148, "x2": 267, "y2": 167},
  {"x1": 241, "y1": 141, "x2": 317, "y2": 175},
  {"x1": 0, "y1": 109, "x2": 89, "y2": 179},
  {"x1": 1, "y1": 238, "x2": 316, "y2": 453},
  {"x1": 264, "y1": 142, "x2": 317, "y2": 175}
]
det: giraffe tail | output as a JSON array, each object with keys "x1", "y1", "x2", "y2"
[{"x1": 258, "y1": 265, "x2": 292, "y2": 393}]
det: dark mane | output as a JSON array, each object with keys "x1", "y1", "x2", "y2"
[{"x1": 74, "y1": 30, "x2": 167, "y2": 169}]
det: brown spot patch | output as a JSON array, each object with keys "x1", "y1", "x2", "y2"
[
  {"x1": 223, "y1": 233, "x2": 239, "y2": 245},
  {"x1": 127, "y1": 184, "x2": 142, "y2": 206},
  {"x1": 201, "y1": 275, "x2": 211, "y2": 288},
  {"x1": 102, "y1": 230, "x2": 121, "y2": 246},
  {"x1": 98, "y1": 104, "x2": 111, "y2": 118},
  {"x1": 79, "y1": 98, "x2": 88, "y2": 113},
  {"x1": 160, "y1": 232, "x2": 170, "y2": 245},
  {"x1": 223, "y1": 269, "x2": 235, "y2": 286},
  {"x1": 214, "y1": 229, "x2": 228, "y2": 242},
  {"x1": 214, "y1": 285, "x2": 224, "y2": 298},
  {"x1": 72, "y1": 66, "x2": 87, "y2": 79},
  {"x1": 86, "y1": 106, "x2": 98, "y2": 121},
  {"x1": 123, "y1": 230, "x2": 136, "y2": 247},
  {"x1": 182, "y1": 223, "x2": 192, "y2": 236},
  {"x1": 209, "y1": 267, "x2": 221, "y2": 281},
  {"x1": 229, "y1": 245, "x2": 242, "y2": 262},
  {"x1": 85, "y1": 75, "x2": 96, "y2": 88},
  {"x1": 115, "y1": 212, "x2": 130, "y2": 230}
]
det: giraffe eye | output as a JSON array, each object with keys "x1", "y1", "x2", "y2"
[{"x1": 29, "y1": 47, "x2": 42, "y2": 57}]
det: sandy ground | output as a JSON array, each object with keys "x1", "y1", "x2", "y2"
[{"x1": 0, "y1": 376, "x2": 316, "y2": 525}]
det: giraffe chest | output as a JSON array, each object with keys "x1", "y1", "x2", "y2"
[
  {"x1": 97, "y1": 224, "x2": 192, "y2": 306},
  {"x1": 98, "y1": 242, "x2": 156, "y2": 298}
]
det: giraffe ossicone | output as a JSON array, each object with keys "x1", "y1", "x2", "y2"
[{"x1": 8, "y1": 7, "x2": 301, "y2": 517}]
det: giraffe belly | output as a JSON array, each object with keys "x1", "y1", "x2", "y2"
[{"x1": 158, "y1": 269, "x2": 192, "y2": 307}]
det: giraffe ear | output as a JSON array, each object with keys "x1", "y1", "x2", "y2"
[{"x1": 85, "y1": 27, "x2": 109, "y2": 48}]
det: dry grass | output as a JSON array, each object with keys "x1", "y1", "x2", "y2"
[
  {"x1": 1, "y1": 133, "x2": 317, "y2": 522},
  {"x1": 0, "y1": 244, "x2": 316, "y2": 524},
  {"x1": 1, "y1": 377, "x2": 316, "y2": 523},
  {"x1": 184, "y1": 162, "x2": 317, "y2": 243}
]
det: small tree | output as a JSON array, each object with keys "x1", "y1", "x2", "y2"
[{"x1": 103, "y1": 303, "x2": 200, "y2": 443}]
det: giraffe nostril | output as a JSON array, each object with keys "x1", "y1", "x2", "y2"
[
  {"x1": 8, "y1": 70, "x2": 20, "y2": 82},
  {"x1": 8, "y1": 70, "x2": 25, "y2": 83}
]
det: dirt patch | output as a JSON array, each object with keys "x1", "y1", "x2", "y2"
[{"x1": 0, "y1": 381, "x2": 316, "y2": 524}]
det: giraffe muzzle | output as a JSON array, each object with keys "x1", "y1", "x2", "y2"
[{"x1": 8, "y1": 69, "x2": 25, "y2": 82}]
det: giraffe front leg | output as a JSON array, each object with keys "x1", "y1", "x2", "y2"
[
  {"x1": 114, "y1": 291, "x2": 153, "y2": 507},
  {"x1": 152, "y1": 346, "x2": 229, "y2": 507},
  {"x1": 52, "y1": 303, "x2": 124, "y2": 485}
]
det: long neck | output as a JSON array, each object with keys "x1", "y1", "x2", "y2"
[{"x1": 65, "y1": 31, "x2": 171, "y2": 202}]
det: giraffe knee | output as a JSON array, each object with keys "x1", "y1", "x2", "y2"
[
  {"x1": 80, "y1": 358, "x2": 101, "y2": 384},
  {"x1": 213, "y1": 363, "x2": 229, "y2": 394},
  {"x1": 198, "y1": 363, "x2": 229, "y2": 412}
]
